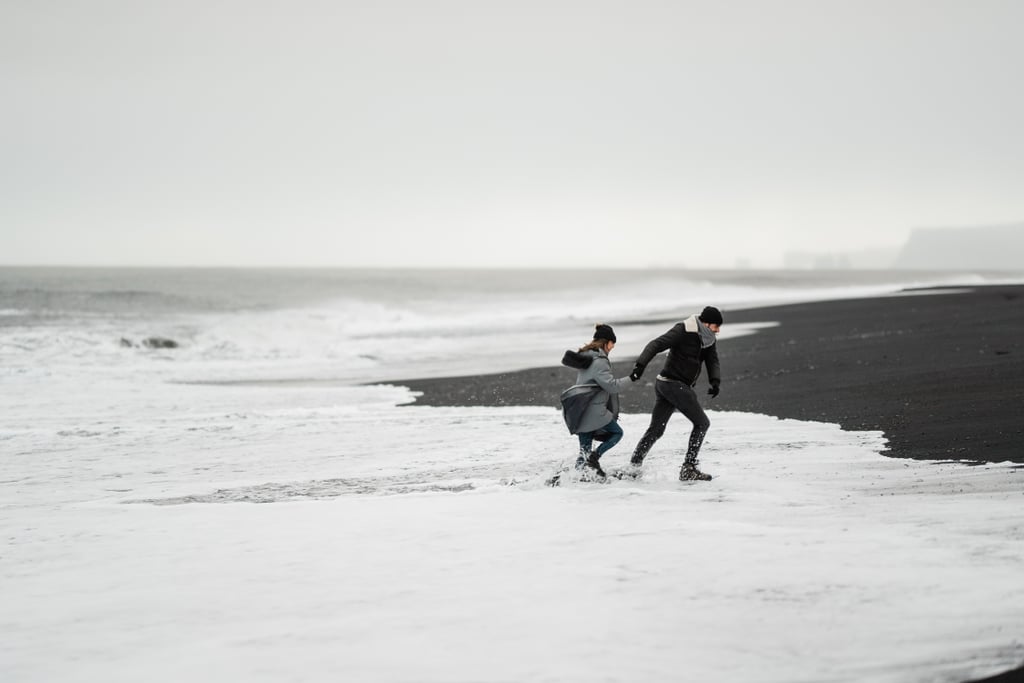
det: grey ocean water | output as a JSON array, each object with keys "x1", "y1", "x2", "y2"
[
  {"x1": 3, "y1": 266, "x2": 1019, "y2": 387},
  {"x1": 2, "y1": 265, "x2": 1004, "y2": 324},
  {"x1": 2, "y1": 266, "x2": 1018, "y2": 383},
  {"x1": 1, "y1": 265, "x2": 998, "y2": 313}
]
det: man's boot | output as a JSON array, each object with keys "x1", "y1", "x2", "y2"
[
  {"x1": 679, "y1": 459, "x2": 712, "y2": 481},
  {"x1": 679, "y1": 425, "x2": 711, "y2": 481}
]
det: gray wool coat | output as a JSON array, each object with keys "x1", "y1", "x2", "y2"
[{"x1": 570, "y1": 349, "x2": 632, "y2": 434}]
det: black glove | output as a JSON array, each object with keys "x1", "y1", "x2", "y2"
[
  {"x1": 707, "y1": 381, "x2": 721, "y2": 398},
  {"x1": 629, "y1": 362, "x2": 646, "y2": 382}
]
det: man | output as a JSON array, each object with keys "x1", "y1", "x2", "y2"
[{"x1": 628, "y1": 306, "x2": 723, "y2": 481}]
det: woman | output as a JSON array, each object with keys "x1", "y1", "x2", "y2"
[{"x1": 560, "y1": 323, "x2": 634, "y2": 479}]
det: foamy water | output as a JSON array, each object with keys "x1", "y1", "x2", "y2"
[{"x1": 3, "y1": 268, "x2": 1024, "y2": 682}]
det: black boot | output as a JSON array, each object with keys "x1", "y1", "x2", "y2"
[
  {"x1": 574, "y1": 447, "x2": 589, "y2": 471},
  {"x1": 585, "y1": 453, "x2": 607, "y2": 480},
  {"x1": 678, "y1": 425, "x2": 711, "y2": 481},
  {"x1": 679, "y1": 460, "x2": 712, "y2": 481}
]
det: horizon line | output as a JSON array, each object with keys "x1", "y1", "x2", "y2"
[{"x1": 2, "y1": 263, "x2": 1019, "y2": 273}]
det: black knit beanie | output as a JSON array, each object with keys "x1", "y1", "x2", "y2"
[
  {"x1": 699, "y1": 306, "x2": 724, "y2": 326},
  {"x1": 593, "y1": 324, "x2": 617, "y2": 343}
]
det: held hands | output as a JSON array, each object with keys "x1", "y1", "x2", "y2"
[
  {"x1": 707, "y1": 381, "x2": 721, "y2": 398},
  {"x1": 629, "y1": 362, "x2": 646, "y2": 382}
]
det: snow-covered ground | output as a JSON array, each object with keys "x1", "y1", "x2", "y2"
[{"x1": 3, "y1": 381, "x2": 1022, "y2": 682}]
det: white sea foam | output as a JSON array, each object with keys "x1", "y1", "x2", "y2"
[{"x1": 2, "y1": 381, "x2": 1023, "y2": 682}]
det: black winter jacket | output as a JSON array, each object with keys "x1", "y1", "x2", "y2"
[{"x1": 635, "y1": 315, "x2": 721, "y2": 387}]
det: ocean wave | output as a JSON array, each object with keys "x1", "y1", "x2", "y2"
[{"x1": 4, "y1": 268, "x2": 1017, "y2": 384}]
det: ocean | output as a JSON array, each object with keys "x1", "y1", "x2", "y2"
[
  {"x1": 3, "y1": 267, "x2": 1024, "y2": 682},
  {"x1": 1, "y1": 266, "x2": 1013, "y2": 385}
]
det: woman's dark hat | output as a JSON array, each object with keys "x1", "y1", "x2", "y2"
[
  {"x1": 699, "y1": 307, "x2": 724, "y2": 326},
  {"x1": 593, "y1": 324, "x2": 617, "y2": 343}
]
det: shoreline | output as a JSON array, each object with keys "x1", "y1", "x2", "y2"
[{"x1": 397, "y1": 283, "x2": 1024, "y2": 464}]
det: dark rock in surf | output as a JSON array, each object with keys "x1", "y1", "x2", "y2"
[
  {"x1": 142, "y1": 337, "x2": 179, "y2": 349},
  {"x1": 119, "y1": 336, "x2": 179, "y2": 349}
]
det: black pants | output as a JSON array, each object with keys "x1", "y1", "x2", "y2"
[{"x1": 632, "y1": 379, "x2": 710, "y2": 465}]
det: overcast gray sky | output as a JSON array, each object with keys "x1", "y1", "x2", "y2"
[{"x1": 2, "y1": 0, "x2": 1022, "y2": 268}]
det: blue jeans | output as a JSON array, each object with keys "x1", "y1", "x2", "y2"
[{"x1": 578, "y1": 419, "x2": 624, "y2": 459}]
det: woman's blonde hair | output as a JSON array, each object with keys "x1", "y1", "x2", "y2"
[{"x1": 577, "y1": 340, "x2": 610, "y2": 353}]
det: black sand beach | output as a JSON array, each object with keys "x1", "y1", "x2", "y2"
[
  {"x1": 400, "y1": 284, "x2": 1024, "y2": 464},
  {"x1": 397, "y1": 283, "x2": 1024, "y2": 683}
]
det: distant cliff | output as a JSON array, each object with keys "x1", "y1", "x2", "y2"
[{"x1": 894, "y1": 223, "x2": 1024, "y2": 270}]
